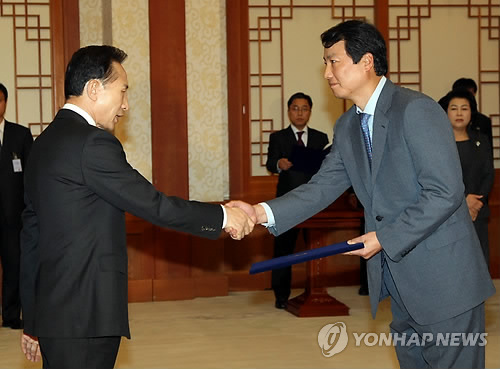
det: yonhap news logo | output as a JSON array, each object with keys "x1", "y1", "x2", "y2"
[
  {"x1": 317, "y1": 322, "x2": 349, "y2": 357},
  {"x1": 318, "y1": 322, "x2": 488, "y2": 357}
]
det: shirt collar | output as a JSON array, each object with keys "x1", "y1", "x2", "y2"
[
  {"x1": 355, "y1": 76, "x2": 387, "y2": 116},
  {"x1": 290, "y1": 124, "x2": 308, "y2": 135},
  {"x1": 0, "y1": 118, "x2": 4, "y2": 143},
  {"x1": 62, "y1": 103, "x2": 96, "y2": 126}
]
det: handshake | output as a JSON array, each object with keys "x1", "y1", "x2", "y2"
[{"x1": 223, "y1": 201, "x2": 269, "y2": 240}]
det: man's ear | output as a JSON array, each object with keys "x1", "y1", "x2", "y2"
[
  {"x1": 361, "y1": 53, "x2": 375, "y2": 71},
  {"x1": 85, "y1": 79, "x2": 101, "y2": 102}
]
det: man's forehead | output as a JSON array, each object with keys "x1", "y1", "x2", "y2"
[{"x1": 323, "y1": 41, "x2": 345, "y2": 57}]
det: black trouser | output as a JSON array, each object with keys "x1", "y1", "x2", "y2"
[
  {"x1": 39, "y1": 336, "x2": 121, "y2": 369},
  {"x1": 0, "y1": 221, "x2": 21, "y2": 324},
  {"x1": 271, "y1": 228, "x2": 301, "y2": 301}
]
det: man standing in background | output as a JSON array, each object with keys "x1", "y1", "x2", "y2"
[
  {"x1": 265, "y1": 92, "x2": 328, "y2": 309},
  {"x1": 0, "y1": 83, "x2": 33, "y2": 329}
]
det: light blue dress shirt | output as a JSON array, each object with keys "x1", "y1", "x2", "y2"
[{"x1": 261, "y1": 76, "x2": 387, "y2": 227}]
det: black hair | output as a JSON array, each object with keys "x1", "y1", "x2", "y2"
[
  {"x1": 438, "y1": 88, "x2": 478, "y2": 117},
  {"x1": 287, "y1": 92, "x2": 313, "y2": 109},
  {"x1": 321, "y1": 20, "x2": 388, "y2": 76},
  {"x1": 0, "y1": 83, "x2": 8, "y2": 101},
  {"x1": 452, "y1": 78, "x2": 478, "y2": 94},
  {"x1": 64, "y1": 45, "x2": 128, "y2": 99}
]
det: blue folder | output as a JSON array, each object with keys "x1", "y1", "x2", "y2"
[{"x1": 249, "y1": 241, "x2": 364, "y2": 275}]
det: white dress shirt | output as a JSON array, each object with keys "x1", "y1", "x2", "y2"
[{"x1": 0, "y1": 118, "x2": 5, "y2": 145}]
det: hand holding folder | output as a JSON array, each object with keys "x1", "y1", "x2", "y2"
[{"x1": 249, "y1": 241, "x2": 364, "y2": 274}]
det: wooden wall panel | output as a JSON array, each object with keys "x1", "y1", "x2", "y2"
[
  {"x1": 50, "y1": 0, "x2": 80, "y2": 111},
  {"x1": 148, "y1": 0, "x2": 192, "y2": 297},
  {"x1": 227, "y1": 0, "x2": 251, "y2": 200},
  {"x1": 147, "y1": 0, "x2": 229, "y2": 301},
  {"x1": 126, "y1": 214, "x2": 154, "y2": 302},
  {"x1": 149, "y1": 0, "x2": 189, "y2": 197}
]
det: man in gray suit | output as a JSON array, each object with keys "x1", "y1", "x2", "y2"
[{"x1": 230, "y1": 20, "x2": 495, "y2": 368}]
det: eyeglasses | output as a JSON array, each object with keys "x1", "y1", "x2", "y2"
[{"x1": 290, "y1": 106, "x2": 311, "y2": 113}]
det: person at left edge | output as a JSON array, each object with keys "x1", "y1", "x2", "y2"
[
  {"x1": 0, "y1": 82, "x2": 33, "y2": 330},
  {"x1": 19, "y1": 45, "x2": 254, "y2": 368}
]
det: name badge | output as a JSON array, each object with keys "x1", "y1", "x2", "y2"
[{"x1": 12, "y1": 158, "x2": 22, "y2": 172}]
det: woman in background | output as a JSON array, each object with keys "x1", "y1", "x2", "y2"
[{"x1": 439, "y1": 89, "x2": 494, "y2": 267}]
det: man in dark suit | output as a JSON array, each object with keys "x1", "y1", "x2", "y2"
[
  {"x1": 265, "y1": 92, "x2": 328, "y2": 309},
  {"x1": 0, "y1": 83, "x2": 33, "y2": 329},
  {"x1": 231, "y1": 20, "x2": 495, "y2": 368},
  {"x1": 452, "y1": 77, "x2": 493, "y2": 149},
  {"x1": 19, "y1": 46, "x2": 254, "y2": 368}
]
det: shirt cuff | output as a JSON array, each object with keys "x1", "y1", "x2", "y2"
[
  {"x1": 259, "y1": 202, "x2": 276, "y2": 227},
  {"x1": 221, "y1": 204, "x2": 227, "y2": 228}
]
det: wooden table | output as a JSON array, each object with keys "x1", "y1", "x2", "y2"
[{"x1": 285, "y1": 194, "x2": 363, "y2": 317}]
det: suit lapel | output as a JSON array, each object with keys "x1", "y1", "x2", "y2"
[
  {"x1": 371, "y1": 81, "x2": 394, "y2": 185},
  {"x1": 285, "y1": 125, "x2": 296, "y2": 145},
  {"x1": 371, "y1": 111, "x2": 389, "y2": 184},
  {"x1": 347, "y1": 114, "x2": 372, "y2": 195},
  {"x1": 0, "y1": 121, "x2": 11, "y2": 165}
]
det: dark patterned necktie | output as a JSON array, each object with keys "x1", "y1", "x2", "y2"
[
  {"x1": 296, "y1": 131, "x2": 305, "y2": 147},
  {"x1": 359, "y1": 113, "x2": 372, "y2": 165}
]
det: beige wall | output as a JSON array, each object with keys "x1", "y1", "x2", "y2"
[
  {"x1": 0, "y1": 0, "x2": 52, "y2": 134},
  {"x1": 80, "y1": 0, "x2": 153, "y2": 183},
  {"x1": 79, "y1": 0, "x2": 104, "y2": 46},
  {"x1": 186, "y1": 0, "x2": 229, "y2": 201}
]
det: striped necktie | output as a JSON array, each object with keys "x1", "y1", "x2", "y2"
[{"x1": 359, "y1": 113, "x2": 372, "y2": 165}]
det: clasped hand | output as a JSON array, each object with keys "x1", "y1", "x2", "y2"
[
  {"x1": 223, "y1": 201, "x2": 268, "y2": 240},
  {"x1": 223, "y1": 204, "x2": 256, "y2": 240},
  {"x1": 466, "y1": 194, "x2": 483, "y2": 221}
]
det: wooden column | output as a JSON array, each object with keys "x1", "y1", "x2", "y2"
[{"x1": 147, "y1": 0, "x2": 228, "y2": 301}]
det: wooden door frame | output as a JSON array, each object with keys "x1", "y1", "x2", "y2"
[{"x1": 50, "y1": 0, "x2": 80, "y2": 112}]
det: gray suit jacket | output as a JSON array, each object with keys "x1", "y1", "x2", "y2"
[{"x1": 267, "y1": 80, "x2": 495, "y2": 325}]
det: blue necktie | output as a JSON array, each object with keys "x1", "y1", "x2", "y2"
[{"x1": 359, "y1": 113, "x2": 372, "y2": 165}]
